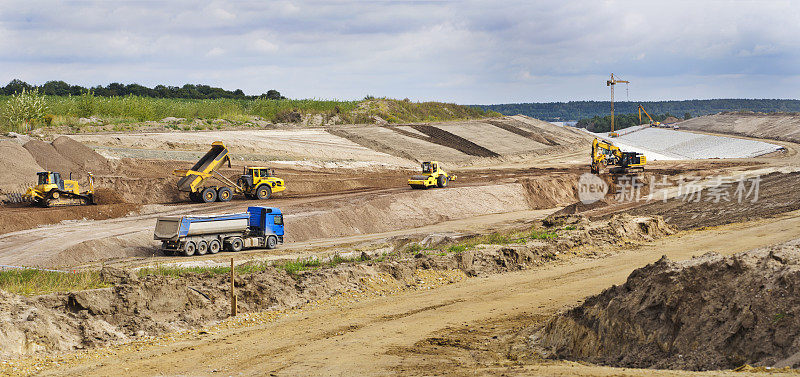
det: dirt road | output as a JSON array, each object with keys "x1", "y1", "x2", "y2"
[{"x1": 34, "y1": 211, "x2": 800, "y2": 377}]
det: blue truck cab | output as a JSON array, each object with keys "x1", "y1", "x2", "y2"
[
  {"x1": 154, "y1": 206, "x2": 285, "y2": 256},
  {"x1": 248, "y1": 206, "x2": 284, "y2": 241}
]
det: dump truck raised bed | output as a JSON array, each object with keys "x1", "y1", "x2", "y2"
[
  {"x1": 154, "y1": 206, "x2": 284, "y2": 256},
  {"x1": 173, "y1": 141, "x2": 285, "y2": 203}
]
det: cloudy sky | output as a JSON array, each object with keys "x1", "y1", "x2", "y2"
[{"x1": 1, "y1": 0, "x2": 799, "y2": 104}]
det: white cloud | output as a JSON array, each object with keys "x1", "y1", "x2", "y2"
[
  {"x1": 0, "y1": 0, "x2": 799, "y2": 102},
  {"x1": 253, "y1": 38, "x2": 278, "y2": 53},
  {"x1": 206, "y1": 47, "x2": 225, "y2": 57}
]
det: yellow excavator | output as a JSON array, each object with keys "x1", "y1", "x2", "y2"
[
  {"x1": 638, "y1": 105, "x2": 661, "y2": 127},
  {"x1": 24, "y1": 171, "x2": 95, "y2": 207},
  {"x1": 408, "y1": 161, "x2": 456, "y2": 189},
  {"x1": 591, "y1": 138, "x2": 646, "y2": 174}
]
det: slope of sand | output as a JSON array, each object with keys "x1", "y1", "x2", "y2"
[{"x1": 677, "y1": 113, "x2": 800, "y2": 143}]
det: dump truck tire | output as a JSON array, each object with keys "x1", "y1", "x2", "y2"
[
  {"x1": 256, "y1": 185, "x2": 272, "y2": 200},
  {"x1": 197, "y1": 240, "x2": 208, "y2": 255},
  {"x1": 201, "y1": 187, "x2": 217, "y2": 203},
  {"x1": 217, "y1": 187, "x2": 232, "y2": 202},
  {"x1": 184, "y1": 241, "x2": 196, "y2": 256},
  {"x1": 208, "y1": 239, "x2": 221, "y2": 254},
  {"x1": 229, "y1": 237, "x2": 244, "y2": 252},
  {"x1": 266, "y1": 235, "x2": 278, "y2": 249}
]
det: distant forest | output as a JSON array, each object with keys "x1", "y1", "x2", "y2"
[
  {"x1": 472, "y1": 99, "x2": 800, "y2": 121},
  {"x1": 0, "y1": 79, "x2": 284, "y2": 100}
]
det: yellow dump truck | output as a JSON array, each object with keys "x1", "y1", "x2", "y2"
[
  {"x1": 408, "y1": 161, "x2": 456, "y2": 189},
  {"x1": 24, "y1": 171, "x2": 95, "y2": 207},
  {"x1": 173, "y1": 142, "x2": 285, "y2": 203}
]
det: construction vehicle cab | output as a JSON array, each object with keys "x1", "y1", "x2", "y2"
[
  {"x1": 591, "y1": 138, "x2": 646, "y2": 174},
  {"x1": 237, "y1": 167, "x2": 285, "y2": 200},
  {"x1": 25, "y1": 171, "x2": 95, "y2": 207},
  {"x1": 408, "y1": 161, "x2": 456, "y2": 189}
]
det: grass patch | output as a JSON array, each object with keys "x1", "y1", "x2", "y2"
[
  {"x1": 0, "y1": 269, "x2": 111, "y2": 296},
  {"x1": 0, "y1": 94, "x2": 498, "y2": 132},
  {"x1": 275, "y1": 258, "x2": 323, "y2": 275},
  {"x1": 405, "y1": 244, "x2": 424, "y2": 254},
  {"x1": 446, "y1": 244, "x2": 469, "y2": 253},
  {"x1": 137, "y1": 261, "x2": 278, "y2": 278},
  {"x1": 137, "y1": 253, "x2": 367, "y2": 279}
]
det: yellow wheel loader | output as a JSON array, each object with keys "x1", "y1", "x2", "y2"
[
  {"x1": 173, "y1": 142, "x2": 286, "y2": 203},
  {"x1": 408, "y1": 161, "x2": 456, "y2": 189},
  {"x1": 25, "y1": 171, "x2": 95, "y2": 207},
  {"x1": 591, "y1": 138, "x2": 646, "y2": 174}
]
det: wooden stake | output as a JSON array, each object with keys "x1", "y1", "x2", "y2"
[{"x1": 230, "y1": 257, "x2": 237, "y2": 317}]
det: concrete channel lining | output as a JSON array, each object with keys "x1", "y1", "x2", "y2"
[{"x1": 588, "y1": 127, "x2": 782, "y2": 160}]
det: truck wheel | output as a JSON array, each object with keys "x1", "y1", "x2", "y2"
[
  {"x1": 209, "y1": 239, "x2": 221, "y2": 254},
  {"x1": 197, "y1": 240, "x2": 208, "y2": 255},
  {"x1": 201, "y1": 187, "x2": 217, "y2": 203},
  {"x1": 256, "y1": 185, "x2": 272, "y2": 200},
  {"x1": 184, "y1": 241, "x2": 196, "y2": 256},
  {"x1": 437, "y1": 175, "x2": 446, "y2": 188},
  {"x1": 217, "y1": 187, "x2": 232, "y2": 202},
  {"x1": 266, "y1": 236, "x2": 278, "y2": 249},
  {"x1": 229, "y1": 237, "x2": 244, "y2": 252}
]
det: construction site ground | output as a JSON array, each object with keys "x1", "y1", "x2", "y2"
[{"x1": 2, "y1": 114, "x2": 800, "y2": 376}]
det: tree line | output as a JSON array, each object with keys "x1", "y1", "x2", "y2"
[
  {"x1": 1, "y1": 79, "x2": 285, "y2": 100},
  {"x1": 472, "y1": 99, "x2": 800, "y2": 121}
]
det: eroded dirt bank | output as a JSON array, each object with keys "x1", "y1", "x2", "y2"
[
  {"x1": 534, "y1": 238, "x2": 800, "y2": 371},
  {"x1": 0, "y1": 214, "x2": 670, "y2": 360}
]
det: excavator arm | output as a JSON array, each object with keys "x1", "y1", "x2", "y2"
[
  {"x1": 637, "y1": 105, "x2": 661, "y2": 126},
  {"x1": 591, "y1": 138, "x2": 644, "y2": 174}
]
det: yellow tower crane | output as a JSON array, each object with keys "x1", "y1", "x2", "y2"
[{"x1": 606, "y1": 73, "x2": 629, "y2": 137}]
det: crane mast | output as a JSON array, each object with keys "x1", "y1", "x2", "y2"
[{"x1": 606, "y1": 73, "x2": 629, "y2": 136}]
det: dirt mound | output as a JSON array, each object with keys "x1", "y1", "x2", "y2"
[
  {"x1": 534, "y1": 238, "x2": 800, "y2": 370},
  {"x1": 51, "y1": 136, "x2": 111, "y2": 174},
  {"x1": 0, "y1": 140, "x2": 43, "y2": 194},
  {"x1": 23, "y1": 140, "x2": 83, "y2": 179},
  {"x1": 550, "y1": 199, "x2": 609, "y2": 217},
  {"x1": 677, "y1": 113, "x2": 800, "y2": 143},
  {"x1": 94, "y1": 176, "x2": 181, "y2": 204},
  {"x1": 92, "y1": 188, "x2": 126, "y2": 204}
]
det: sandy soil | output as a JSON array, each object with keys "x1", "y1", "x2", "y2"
[
  {"x1": 18, "y1": 211, "x2": 800, "y2": 377},
  {"x1": 536, "y1": 238, "x2": 800, "y2": 370},
  {"x1": 0, "y1": 170, "x2": 581, "y2": 268},
  {"x1": 69, "y1": 128, "x2": 413, "y2": 167},
  {"x1": 677, "y1": 113, "x2": 800, "y2": 144},
  {"x1": 3, "y1": 115, "x2": 800, "y2": 376}
]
